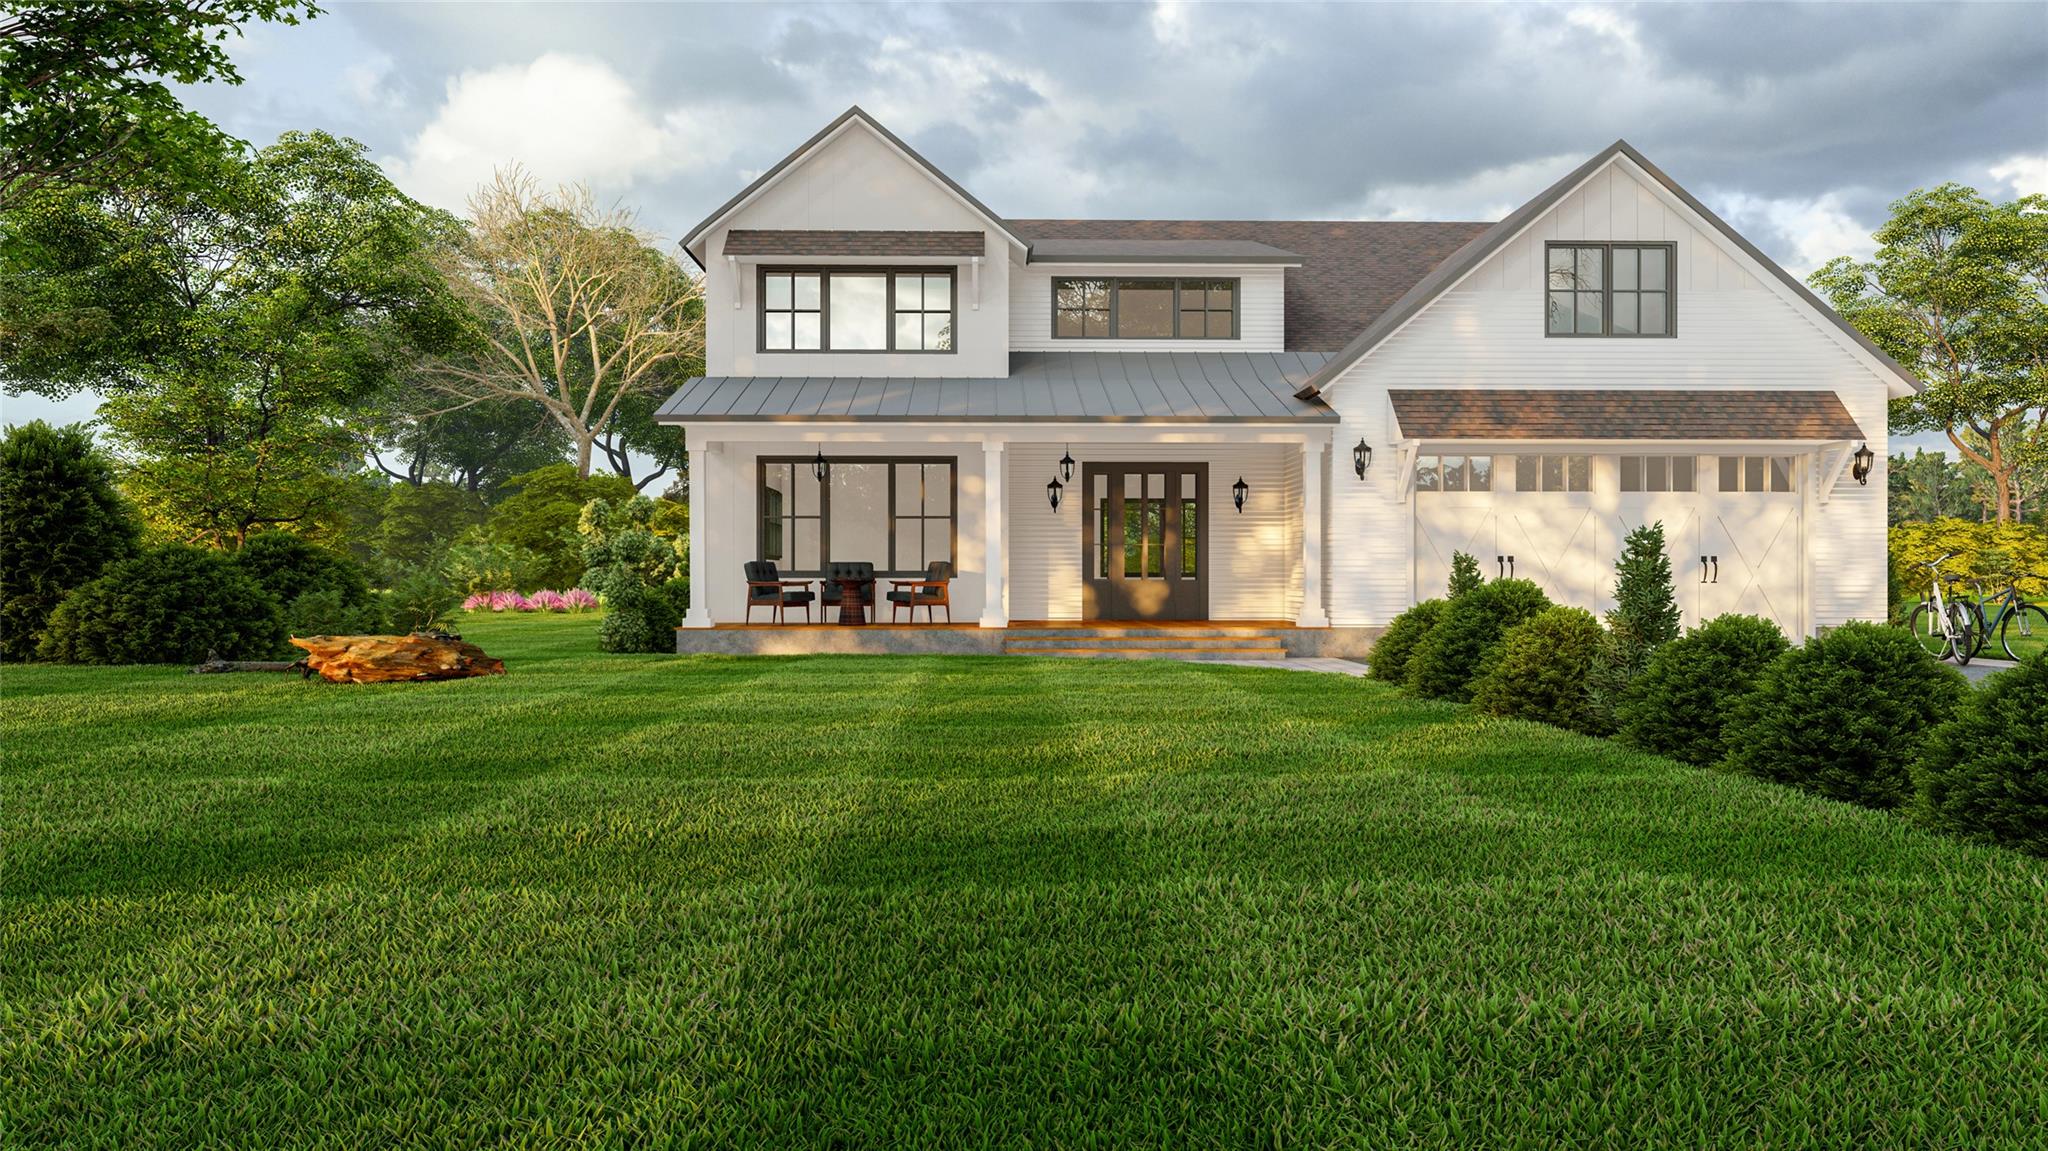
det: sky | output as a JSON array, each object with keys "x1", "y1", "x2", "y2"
[{"x1": 6, "y1": 0, "x2": 2047, "y2": 448}]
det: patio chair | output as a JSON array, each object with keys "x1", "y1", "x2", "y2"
[
  {"x1": 743, "y1": 560, "x2": 815, "y2": 624},
  {"x1": 887, "y1": 561, "x2": 954, "y2": 624},
  {"x1": 818, "y1": 561, "x2": 877, "y2": 623}
]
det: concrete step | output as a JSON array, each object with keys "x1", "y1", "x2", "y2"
[
  {"x1": 1001, "y1": 634, "x2": 1285, "y2": 649},
  {"x1": 1002, "y1": 647, "x2": 1291, "y2": 661}
]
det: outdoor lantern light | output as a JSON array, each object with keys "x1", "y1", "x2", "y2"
[
  {"x1": 1059, "y1": 446, "x2": 1076, "y2": 483},
  {"x1": 1353, "y1": 438, "x2": 1373, "y2": 480},
  {"x1": 812, "y1": 448, "x2": 828, "y2": 483},
  {"x1": 1852, "y1": 442, "x2": 1876, "y2": 486},
  {"x1": 1232, "y1": 475, "x2": 1249, "y2": 513},
  {"x1": 1047, "y1": 475, "x2": 1063, "y2": 512}
]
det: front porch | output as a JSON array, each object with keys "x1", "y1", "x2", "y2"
[{"x1": 673, "y1": 619, "x2": 1377, "y2": 658}]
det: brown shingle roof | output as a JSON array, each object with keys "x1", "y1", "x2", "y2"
[
  {"x1": 722, "y1": 229, "x2": 986, "y2": 257},
  {"x1": 1387, "y1": 389, "x2": 1866, "y2": 441},
  {"x1": 1009, "y1": 219, "x2": 1489, "y2": 353}
]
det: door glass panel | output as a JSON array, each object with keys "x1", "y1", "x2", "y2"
[
  {"x1": 1620, "y1": 456, "x2": 1641, "y2": 492},
  {"x1": 1542, "y1": 455, "x2": 1565, "y2": 491},
  {"x1": 1123, "y1": 496, "x2": 1143, "y2": 577},
  {"x1": 1094, "y1": 472, "x2": 1110, "y2": 577},
  {"x1": 1145, "y1": 474, "x2": 1165, "y2": 577},
  {"x1": 922, "y1": 520, "x2": 950, "y2": 568},
  {"x1": 1673, "y1": 456, "x2": 1696, "y2": 491},
  {"x1": 1744, "y1": 456, "x2": 1765, "y2": 493},
  {"x1": 1720, "y1": 456, "x2": 1740, "y2": 492},
  {"x1": 1181, "y1": 471, "x2": 1199, "y2": 576},
  {"x1": 1769, "y1": 456, "x2": 1793, "y2": 492},
  {"x1": 828, "y1": 463, "x2": 889, "y2": 566},
  {"x1": 1515, "y1": 455, "x2": 1537, "y2": 491},
  {"x1": 1470, "y1": 456, "x2": 1493, "y2": 492},
  {"x1": 1568, "y1": 455, "x2": 1590, "y2": 491},
  {"x1": 1647, "y1": 456, "x2": 1669, "y2": 492},
  {"x1": 1443, "y1": 455, "x2": 1467, "y2": 492}
]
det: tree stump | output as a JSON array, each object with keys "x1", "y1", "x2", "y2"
[{"x1": 289, "y1": 633, "x2": 506, "y2": 683}]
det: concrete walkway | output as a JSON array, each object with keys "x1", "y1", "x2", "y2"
[
  {"x1": 1957, "y1": 658, "x2": 2018, "y2": 683},
  {"x1": 1209, "y1": 657, "x2": 1371, "y2": 676}
]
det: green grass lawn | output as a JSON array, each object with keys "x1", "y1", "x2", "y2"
[{"x1": 3, "y1": 613, "x2": 2044, "y2": 1148}]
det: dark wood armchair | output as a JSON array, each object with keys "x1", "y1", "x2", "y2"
[
  {"x1": 886, "y1": 561, "x2": 954, "y2": 623},
  {"x1": 743, "y1": 560, "x2": 815, "y2": 624}
]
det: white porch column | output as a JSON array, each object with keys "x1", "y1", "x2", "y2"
[
  {"x1": 979, "y1": 440, "x2": 1009, "y2": 627},
  {"x1": 682, "y1": 441, "x2": 713, "y2": 628},
  {"x1": 1297, "y1": 437, "x2": 1330, "y2": 627}
]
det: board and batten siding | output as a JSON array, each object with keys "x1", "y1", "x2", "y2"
[
  {"x1": 1004, "y1": 442, "x2": 1302, "y2": 621},
  {"x1": 1007, "y1": 265, "x2": 1287, "y2": 353},
  {"x1": 1320, "y1": 158, "x2": 1892, "y2": 633}
]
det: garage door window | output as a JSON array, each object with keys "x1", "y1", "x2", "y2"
[
  {"x1": 1719, "y1": 455, "x2": 1794, "y2": 493},
  {"x1": 1513, "y1": 454, "x2": 1590, "y2": 492},
  {"x1": 1414, "y1": 455, "x2": 1496, "y2": 493},
  {"x1": 1620, "y1": 455, "x2": 1698, "y2": 492}
]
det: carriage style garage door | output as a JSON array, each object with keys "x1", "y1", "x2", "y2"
[{"x1": 1414, "y1": 453, "x2": 1803, "y2": 637}]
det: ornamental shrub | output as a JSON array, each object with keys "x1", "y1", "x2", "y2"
[
  {"x1": 1405, "y1": 578, "x2": 1553, "y2": 701},
  {"x1": 1470, "y1": 605, "x2": 1606, "y2": 733},
  {"x1": 1368, "y1": 599, "x2": 1445, "y2": 685},
  {"x1": 486, "y1": 464, "x2": 638, "y2": 588},
  {"x1": 232, "y1": 533, "x2": 380, "y2": 640},
  {"x1": 39, "y1": 546, "x2": 285, "y2": 664},
  {"x1": 387, "y1": 565, "x2": 463, "y2": 632},
  {"x1": 1616, "y1": 614, "x2": 1790, "y2": 767},
  {"x1": 1448, "y1": 551, "x2": 1484, "y2": 599},
  {"x1": 1913, "y1": 653, "x2": 2048, "y2": 856},
  {"x1": 1721, "y1": 622, "x2": 1968, "y2": 810},
  {"x1": 280, "y1": 588, "x2": 386, "y2": 638},
  {"x1": 1587, "y1": 522, "x2": 1681, "y2": 733},
  {"x1": 0, "y1": 420, "x2": 141, "y2": 660}
]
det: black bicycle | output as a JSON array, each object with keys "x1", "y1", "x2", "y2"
[{"x1": 1971, "y1": 570, "x2": 2048, "y2": 662}]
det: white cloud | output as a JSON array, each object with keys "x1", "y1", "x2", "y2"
[
  {"x1": 1988, "y1": 153, "x2": 2048, "y2": 197},
  {"x1": 381, "y1": 53, "x2": 730, "y2": 213},
  {"x1": 1711, "y1": 190, "x2": 1874, "y2": 277},
  {"x1": 342, "y1": 53, "x2": 405, "y2": 113},
  {"x1": 1354, "y1": 153, "x2": 1584, "y2": 221}
]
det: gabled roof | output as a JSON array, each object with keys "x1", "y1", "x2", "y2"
[
  {"x1": 679, "y1": 106, "x2": 1029, "y2": 267},
  {"x1": 1026, "y1": 238, "x2": 1303, "y2": 265},
  {"x1": 723, "y1": 229, "x2": 985, "y2": 257},
  {"x1": 1388, "y1": 389, "x2": 1865, "y2": 441},
  {"x1": 1288, "y1": 140, "x2": 1925, "y2": 400}
]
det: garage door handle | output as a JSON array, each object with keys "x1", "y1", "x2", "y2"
[
  {"x1": 1496, "y1": 555, "x2": 1505, "y2": 579},
  {"x1": 1700, "y1": 556, "x2": 1709, "y2": 584},
  {"x1": 1710, "y1": 556, "x2": 1719, "y2": 584},
  {"x1": 1506, "y1": 555, "x2": 1515, "y2": 578}
]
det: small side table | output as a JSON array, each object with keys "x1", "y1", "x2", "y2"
[{"x1": 832, "y1": 577, "x2": 871, "y2": 626}]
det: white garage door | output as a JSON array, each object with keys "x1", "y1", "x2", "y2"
[{"x1": 1610, "y1": 454, "x2": 1803, "y2": 636}]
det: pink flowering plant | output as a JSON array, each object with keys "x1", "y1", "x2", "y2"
[{"x1": 459, "y1": 588, "x2": 598, "y2": 614}]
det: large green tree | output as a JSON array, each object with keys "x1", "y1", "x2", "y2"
[
  {"x1": 0, "y1": 420, "x2": 141, "y2": 660},
  {"x1": 1810, "y1": 185, "x2": 2047, "y2": 523},
  {"x1": 0, "y1": 1, "x2": 317, "y2": 210}
]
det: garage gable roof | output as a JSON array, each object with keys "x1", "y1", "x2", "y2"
[
  {"x1": 1388, "y1": 389, "x2": 1866, "y2": 441},
  {"x1": 1292, "y1": 141, "x2": 1924, "y2": 400},
  {"x1": 722, "y1": 229, "x2": 987, "y2": 258}
]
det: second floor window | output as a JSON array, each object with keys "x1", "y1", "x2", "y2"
[
  {"x1": 1546, "y1": 243, "x2": 1673, "y2": 337},
  {"x1": 760, "y1": 268, "x2": 955, "y2": 353},
  {"x1": 1053, "y1": 278, "x2": 1237, "y2": 340}
]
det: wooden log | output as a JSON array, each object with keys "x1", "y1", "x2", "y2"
[
  {"x1": 191, "y1": 655, "x2": 306, "y2": 675},
  {"x1": 288, "y1": 633, "x2": 506, "y2": 683}
]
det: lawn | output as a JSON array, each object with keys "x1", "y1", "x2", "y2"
[{"x1": 3, "y1": 613, "x2": 2044, "y2": 1149}]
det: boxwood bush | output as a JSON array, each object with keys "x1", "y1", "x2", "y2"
[
  {"x1": 0, "y1": 421, "x2": 141, "y2": 661},
  {"x1": 1617, "y1": 614, "x2": 1791, "y2": 767},
  {"x1": 1367, "y1": 598, "x2": 1445, "y2": 685},
  {"x1": 1406, "y1": 578, "x2": 1552, "y2": 701},
  {"x1": 234, "y1": 533, "x2": 382, "y2": 637},
  {"x1": 1913, "y1": 653, "x2": 2047, "y2": 856},
  {"x1": 1720, "y1": 622, "x2": 1968, "y2": 810},
  {"x1": 1470, "y1": 605, "x2": 1606, "y2": 733},
  {"x1": 39, "y1": 546, "x2": 286, "y2": 665}
]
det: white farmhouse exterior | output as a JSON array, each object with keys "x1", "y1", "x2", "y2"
[{"x1": 661, "y1": 107, "x2": 1915, "y2": 653}]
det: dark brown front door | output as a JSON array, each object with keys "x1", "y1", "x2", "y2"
[{"x1": 1081, "y1": 463, "x2": 1207, "y2": 621}]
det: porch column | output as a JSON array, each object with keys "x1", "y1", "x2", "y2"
[
  {"x1": 979, "y1": 440, "x2": 1008, "y2": 627},
  {"x1": 1297, "y1": 437, "x2": 1330, "y2": 627},
  {"x1": 682, "y1": 441, "x2": 713, "y2": 628}
]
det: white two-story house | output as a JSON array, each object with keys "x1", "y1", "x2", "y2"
[{"x1": 661, "y1": 106, "x2": 1916, "y2": 655}]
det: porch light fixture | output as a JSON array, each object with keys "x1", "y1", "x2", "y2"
[
  {"x1": 1353, "y1": 438, "x2": 1373, "y2": 480},
  {"x1": 1059, "y1": 446, "x2": 1076, "y2": 483},
  {"x1": 1851, "y1": 442, "x2": 1875, "y2": 486},
  {"x1": 812, "y1": 447, "x2": 828, "y2": 483},
  {"x1": 1047, "y1": 475, "x2": 1063, "y2": 512},
  {"x1": 1232, "y1": 475, "x2": 1249, "y2": 513}
]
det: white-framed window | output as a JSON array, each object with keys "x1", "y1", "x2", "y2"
[
  {"x1": 1513, "y1": 454, "x2": 1591, "y2": 492},
  {"x1": 1619, "y1": 455, "x2": 1699, "y2": 493},
  {"x1": 1719, "y1": 455, "x2": 1795, "y2": 493},
  {"x1": 1414, "y1": 455, "x2": 1497, "y2": 493}
]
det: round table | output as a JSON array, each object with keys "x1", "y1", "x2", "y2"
[{"x1": 831, "y1": 577, "x2": 872, "y2": 626}]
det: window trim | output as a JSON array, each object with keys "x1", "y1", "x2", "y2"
[
  {"x1": 1542, "y1": 242, "x2": 1677, "y2": 339},
  {"x1": 756, "y1": 455, "x2": 959, "y2": 576},
  {"x1": 1051, "y1": 276, "x2": 1240, "y2": 341},
  {"x1": 756, "y1": 267, "x2": 958, "y2": 355}
]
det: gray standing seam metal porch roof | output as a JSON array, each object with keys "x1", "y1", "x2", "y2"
[{"x1": 657, "y1": 352, "x2": 1339, "y2": 423}]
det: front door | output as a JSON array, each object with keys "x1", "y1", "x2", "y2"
[{"x1": 1082, "y1": 463, "x2": 1207, "y2": 620}]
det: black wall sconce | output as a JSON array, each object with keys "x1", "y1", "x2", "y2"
[
  {"x1": 812, "y1": 447, "x2": 828, "y2": 483},
  {"x1": 1851, "y1": 442, "x2": 1875, "y2": 486},
  {"x1": 1232, "y1": 475, "x2": 1249, "y2": 513},
  {"x1": 1046, "y1": 476, "x2": 1063, "y2": 512},
  {"x1": 1059, "y1": 446, "x2": 1076, "y2": 483},
  {"x1": 1353, "y1": 438, "x2": 1372, "y2": 480}
]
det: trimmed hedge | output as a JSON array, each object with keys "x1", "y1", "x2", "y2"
[
  {"x1": 1617, "y1": 614, "x2": 1791, "y2": 767},
  {"x1": 1720, "y1": 622, "x2": 1968, "y2": 810},
  {"x1": 39, "y1": 546, "x2": 286, "y2": 665},
  {"x1": 234, "y1": 533, "x2": 381, "y2": 639},
  {"x1": 1470, "y1": 606, "x2": 1606, "y2": 733},
  {"x1": 1914, "y1": 653, "x2": 2048, "y2": 856},
  {"x1": 1406, "y1": 578, "x2": 1552, "y2": 701},
  {"x1": 1367, "y1": 598, "x2": 1444, "y2": 685}
]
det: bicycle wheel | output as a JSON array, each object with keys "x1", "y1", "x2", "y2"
[
  {"x1": 1998, "y1": 602, "x2": 2048, "y2": 662},
  {"x1": 1907, "y1": 602, "x2": 1955, "y2": 659},
  {"x1": 1950, "y1": 601, "x2": 1984, "y2": 666}
]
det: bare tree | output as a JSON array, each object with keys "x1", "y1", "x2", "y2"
[{"x1": 419, "y1": 169, "x2": 704, "y2": 477}]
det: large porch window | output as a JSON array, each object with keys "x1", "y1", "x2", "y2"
[{"x1": 758, "y1": 456, "x2": 956, "y2": 574}]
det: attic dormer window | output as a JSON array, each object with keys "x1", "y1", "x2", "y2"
[
  {"x1": 760, "y1": 267, "x2": 956, "y2": 353},
  {"x1": 1545, "y1": 243, "x2": 1674, "y2": 337},
  {"x1": 1053, "y1": 278, "x2": 1238, "y2": 340}
]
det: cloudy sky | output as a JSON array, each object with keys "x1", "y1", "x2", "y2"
[{"x1": 8, "y1": 0, "x2": 2047, "y2": 435}]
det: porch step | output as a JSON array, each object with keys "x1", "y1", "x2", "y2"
[{"x1": 1002, "y1": 626, "x2": 1292, "y2": 661}]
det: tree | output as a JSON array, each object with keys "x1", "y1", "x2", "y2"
[
  {"x1": 418, "y1": 170, "x2": 704, "y2": 478},
  {"x1": 483, "y1": 463, "x2": 637, "y2": 588},
  {"x1": 364, "y1": 383, "x2": 569, "y2": 494},
  {"x1": 597, "y1": 388, "x2": 690, "y2": 491},
  {"x1": 1810, "y1": 185, "x2": 2048, "y2": 523},
  {"x1": 1587, "y1": 522, "x2": 1680, "y2": 733},
  {"x1": 0, "y1": 420, "x2": 141, "y2": 660},
  {"x1": 1888, "y1": 448, "x2": 1977, "y2": 524},
  {"x1": 1447, "y1": 550, "x2": 1484, "y2": 598},
  {"x1": 0, "y1": 1, "x2": 317, "y2": 210}
]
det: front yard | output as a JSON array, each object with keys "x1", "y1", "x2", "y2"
[{"x1": 2, "y1": 613, "x2": 2043, "y2": 1148}]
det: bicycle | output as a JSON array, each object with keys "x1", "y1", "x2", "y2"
[
  {"x1": 1971, "y1": 570, "x2": 2048, "y2": 662},
  {"x1": 1906, "y1": 552, "x2": 1983, "y2": 665}
]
